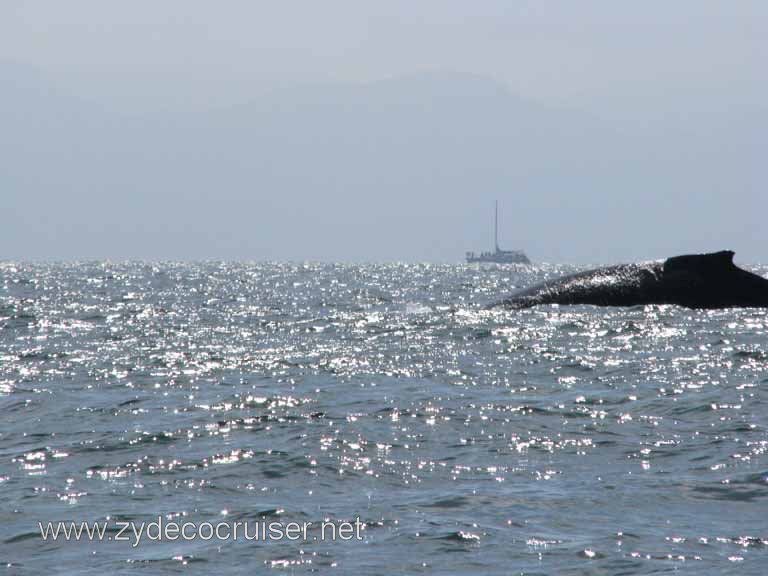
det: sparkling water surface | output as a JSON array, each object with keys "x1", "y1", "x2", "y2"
[{"x1": 1, "y1": 262, "x2": 766, "y2": 575}]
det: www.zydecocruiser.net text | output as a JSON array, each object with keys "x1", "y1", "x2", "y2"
[{"x1": 39, "y1": 517, "x2": 366, "y2": 547}]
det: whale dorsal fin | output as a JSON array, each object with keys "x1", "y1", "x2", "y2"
[{"x1": 663, "y1": 250, "x2": 735, "y2": 274}]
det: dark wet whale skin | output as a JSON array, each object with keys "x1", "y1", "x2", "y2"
[{"x1": 498, "y1": 250, "x2": 768, "y2": 309}]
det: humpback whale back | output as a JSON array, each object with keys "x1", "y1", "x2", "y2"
[{"x1": 497, "y1": 250, "x2": 768, "y2": 310}]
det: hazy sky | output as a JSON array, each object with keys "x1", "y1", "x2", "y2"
[
  {"x1": 2, "y1": 2, "x2": 766, "y2": 263},
  {"x1": 3, "y1": 1, "x2": 765, "y2": 115}
]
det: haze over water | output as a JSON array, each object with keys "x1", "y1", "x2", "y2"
[
  {"x1": 1, "y1": 262, "x2": 766, "y2": 574},
  {"x1": 2, "y1": 1, "x2": 767, "y2": 263}
]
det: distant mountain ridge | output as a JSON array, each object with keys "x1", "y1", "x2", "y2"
[{"x1": 1, "y1": 63, "x2": 765, "y2": 262}]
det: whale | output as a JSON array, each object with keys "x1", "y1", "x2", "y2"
[{"x1": 496, "y1": 250, "x2": 768, "y2": 310}]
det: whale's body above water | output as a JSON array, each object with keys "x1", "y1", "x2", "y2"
[{"x1": 497, "y1": 251, "x2": 768, "y2": 310}]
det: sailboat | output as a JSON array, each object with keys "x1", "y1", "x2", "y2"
[{"x1": 466, "y1": 201, "x2": 531, "y2": 264}]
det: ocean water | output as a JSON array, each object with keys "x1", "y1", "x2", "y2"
[{"x1": 1, "y1": 261, "x2": 766, "y2": 575}]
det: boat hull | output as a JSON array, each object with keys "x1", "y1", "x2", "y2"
[{"x1": 466, "y1": 250, "x2": 531, "y2": 264}]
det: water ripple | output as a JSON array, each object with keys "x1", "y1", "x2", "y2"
[{"x1": 0, "y1": 261, "x2": 766, "y2": 574}]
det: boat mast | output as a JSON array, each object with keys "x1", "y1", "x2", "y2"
[{"x1": 494, "y1": 200, "x2": 499, "y2": 252}]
